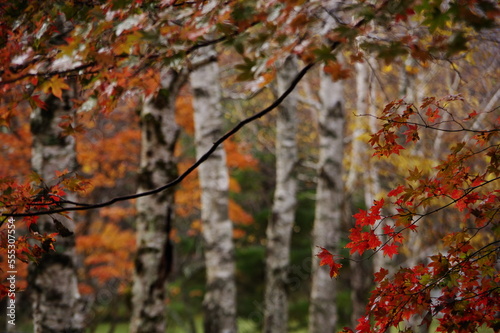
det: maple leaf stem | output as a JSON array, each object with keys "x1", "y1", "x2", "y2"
[
  {"x1": 381, "y1": 115, "x2": 500, "y2": 134},
  {"x1": 400, "y1": 175, "x2": 500, "y2": 225}
]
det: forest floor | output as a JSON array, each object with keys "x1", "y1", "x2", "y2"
[
  {"x1": 92, "y1": 320, "x2": 495, "y2": 333},
  {"x1": 93, "y1": 318, "x2": 309, "y2": 333}
]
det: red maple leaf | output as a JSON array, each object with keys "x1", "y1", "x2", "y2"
[
  {"x1": 382, "y1": 243, "x2": 399, "y2": 258},
  {"x1": 388, "y1": 185, "x2": 405, "y2": 197},
  {"x1": 382, "y1": 224, "x2": 395, "y2": 235},
  {"x1": 356, "y1": 316, "x2": 371, "y2": 332},
  {"x1": 426, "y1": 107, "x2": 441, "y2": 123},
  {"x1": 374, "y1": 267, "x2": 389, "y2": 282},
  {"x1": 403, "y1": 124, "x2": 419, "y2": 143},
  {"x1": 371, "y1": 198, "x2": 384, "y2": 216},
  {"x1": 463, "y1": 110, "x2": 478, "y2": 121},
  {"x1": 367, "y1": 230, "x2": 382, "y2": 249},
  {"x1": 353, "y1": 209, "x2": 372, "y2": 226},
  {"x1": 316, "y1": 247, "x2": 343, "y2": 278}
]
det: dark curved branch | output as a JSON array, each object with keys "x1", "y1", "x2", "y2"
[{"x1": 7, "y1": 62, "x2": 316, "y2": 218}]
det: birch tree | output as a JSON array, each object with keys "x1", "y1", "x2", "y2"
[
  {"x1": 29, "y1": 83, "x2": 84, "y2": 333},
  {"x1": 191, "y1": 48, "x2": 237, "y2": 333},
  {"x1": 130, "y1": 69, "x2": 187, "y2": 333},
  {"x1": 348, "y1": 59, "x2": 380, "y2": 326},
  {"x1": 307, "y1": 1, "x2": 346, "y2": 330},
  {"x1": 263, "y1": 56, "x2": 298, "y2": 333},
  {"x1": 308, "y1": 65, "x2": 345, "y2": 333}
]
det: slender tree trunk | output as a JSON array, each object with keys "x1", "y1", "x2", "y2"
[
  {"x1": 130, "y1": 69, "x2": 186, "y2": 333},
  {"x1": 263, "y1": 56, "x2": 298, "y2": 333},
  {"x1": 191, "y1": 50, "x2": 237, "y2": 333},
  {"x1": 29, "y1": 82, "x2": 84, "y2": 333},
  {"x1": 400, "y1": 58, "x2": 438, "y2": 333},
  {"x1": 308, "y1": 65, "x2": 345, "y2": 333},
  {"x1": 348, "y1": 60, "x2": 378, "y2": 327}
]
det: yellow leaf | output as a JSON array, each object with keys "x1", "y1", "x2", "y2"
[
  {"x1": 465, "y1": 51, "x2": 475, "y2": 65},
  {"x1": 42, "y1": 76, "x2": 70, "y2": 99},
  {"x1": 382, "y1": 64, "x2": 393, "y2": 73},
  {"x1": 405, "y1": 65, "x2": 419, "y2": 75}
]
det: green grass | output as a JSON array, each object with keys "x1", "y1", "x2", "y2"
[
  {"x1": 92, "y1": 318, "x2": 304, "y2": 333},
  {"x1": 92, "y1": 318, "x2": 258, "y2": 333},
  {"x1": 93, "y1": 322, "x2": 128, "y2": 333},
  {"x1": 92, "y1": 318, "x2": 495, "y2": 333}
]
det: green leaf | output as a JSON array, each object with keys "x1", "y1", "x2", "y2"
[
  {"x1": 312, "y1": 44, "x2": 337, "y2": 62},
  {"x1": 235, "y1": 57, "x2": 256, "y2": 81},
  {"x1": 377, "y1": 42, "x2": 408, "y2": 63},
  {"x1": 423, "y1": 8, "x2": 450, "y2": 32},
  {"x1": 334, "y1": 25, "x2": 360, "y2": 42},
  {"x1": 231, "y1": 3, "x2": 256, "y2": 22},
  {"x1": 112, "y1": 0, "x2": 132, "y2": 10},
  {"x1": 446, "y1": 31, "x2": 468, "y2": 56},
  {"x1": 140, "y1": 30, "x2": 160, "y2": 42},
  {"x1": 234, "y1": 41, "x2": 245, "y2": 55}
]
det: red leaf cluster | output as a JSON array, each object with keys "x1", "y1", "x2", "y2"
[{"x1": 343, "y1": 96, "x2": 500, "y2": 332}]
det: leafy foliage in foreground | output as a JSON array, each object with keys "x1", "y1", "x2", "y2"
[
  {"x1": 0, "y1": 0, "x2": 499, "y2": 331},
  {"x1": 320, "y1": 96, "x2": 499, "y2": 332}
]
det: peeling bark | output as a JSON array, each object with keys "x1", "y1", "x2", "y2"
[
  {"x1": 263, "y1": 56, "x2": 298, "y2": 333},
  {"x1": 191, "y1": 51, "x2": 237, "y2": 333},
  {"x1": 29, "y1": 83, "x2": 84, "y2": 333},
  {"x1": 308, "y1": 66, "x2": 345, "y2": 333},
  {"x1": 130, "y1": 69, "x2": 187, "y2": 333}
]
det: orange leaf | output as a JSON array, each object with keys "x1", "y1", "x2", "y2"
[
  {"x1": 323, "y1": 62, "x2": 351, "y2": 81},
  {"x1": 229, "y1": 199, "x2": 254, "y2": 225},
  {"x1": 42, "y1": 76, "x2": 70, "y2": 99}
]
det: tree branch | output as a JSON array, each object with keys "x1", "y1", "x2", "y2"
[
  {"x1": 6, "y1": 62, "x2": 316, "y2": 218},
  {"x1": 4, "y1": 0, "x2": 391, "y2": 218}
]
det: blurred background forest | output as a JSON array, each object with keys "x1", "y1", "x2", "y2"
[
  {"x1": 0, "y1": 1, "x2": 498, "y2": 332},
  {"x1": 2, "y1": 46, "x2": 498, "y2": 333}
]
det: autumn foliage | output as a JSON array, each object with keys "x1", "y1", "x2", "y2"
[
  {"x1": 0, "y1": 0, "x2": 499, "y2": 331},
  {"x1": 319, "y1": 96, "x2": 500, "y2": 332}
]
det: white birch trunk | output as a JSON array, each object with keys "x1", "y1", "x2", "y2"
[
  {"x1": 130, "y1": 69, "x2": 186, "y2": 333},
  {"x1": 308, "y1": 66, "x2": 345, "y2": 333},
  {"x1": 29, "y1": 83, "x2": 84, "y2": 333},
  {"x1": 349, "y1": 60, "x2": 377, "y2": 326},
  {"x1": 399, "y1": 58, "x2": 432, "y2": 333},
  {"x1": 191, "y1": 51, "x2": 237, "y2": 333},
  {"x1": 263, "y1": 56, "x2": 298, "y2": 333}
]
